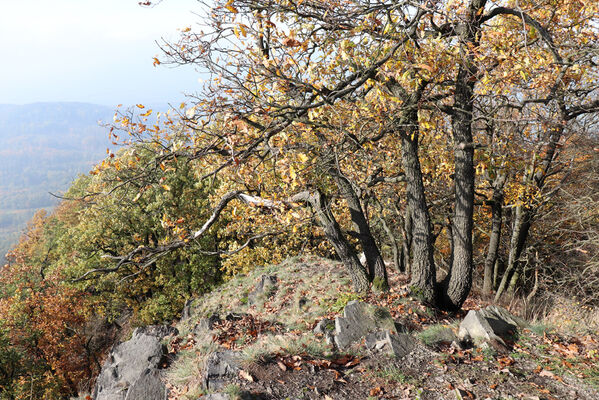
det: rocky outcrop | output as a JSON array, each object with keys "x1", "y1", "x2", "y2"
[
  {"x1": 365, "y1": 330, "x2": 417, "y2": 358},
  {"x1": 248, "y1": 274, "x2": 278, "y2": 305},
  {"x1": 334, "y1": 300, "x2": 398, "y2": 349},
  {"x1": 93, "y1": 325, "x2": 177, "y2": 400},
  {"x1": 458, "y1": 306, "x2": 527, "y2": 348},
  {"x1": 203, "y1": 351, "x2": 242, "y2": 391}
]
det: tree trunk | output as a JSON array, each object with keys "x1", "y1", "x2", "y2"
[
  {"x1": 379, "y1": 216, "x2": 402, "y2": 273},
  {"x1": 291, "y1": 189, "x2": 370, "y2": 292},
  {"x1": 494, "y1": 121, "x2": 563, "y2": 300},
  {"x1": 495, "y1": 205, "x2": 533, "y2": 301},
  {"x1": 483, "y1": 173, "x2": 506, "y2": 295},
  {"x1": 333, "y1": 174, "x2": 388, "y2": 290},
  {"x1": 443, "y1": 0, "x2": 487, "y2": 310},
  {"x1": 400, "y1": 132, "x2": 437, "y2": 304},
  {"x1": 402, "y1": 206, "x2": 413, "y2": 276}
]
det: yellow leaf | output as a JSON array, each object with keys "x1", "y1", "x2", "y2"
[
  {"x1": 298, "y1": 153, "x2": 309, "y2": 163},
  {"x1": 136, "y1": 104, "x2": 145, "y2": 109},
  {"x1": 141, "y1": 109, "x2": 153, "y2": 117},
  {"x1": 289, "y1": 166, "x2": 297, "y2": 181},
  {"x1": 161, "y1": 184, "x2": 171, "y2": 191}
]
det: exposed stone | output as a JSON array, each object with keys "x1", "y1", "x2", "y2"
[
  {"x1": 313, "y1": 318, "x2": 335, "y2": 335},
  {"x1": 225, "y1": 312, "x2": 248, "y2": 321},
  {"x1": 298, "y1": 297, "x2": 309, "y2": 310},
  {"x1": 248, "y1": 275, "x2": 278, "y2": 305},
  {"x1": 134, "y1": 325, "x2": 178, "y2": 339},
  {"x1": 203, "y1": 351, "x2": 241, "y2": 391},
  {"x1": 365, "y1": 330, "x2": 417, "y2": 358},
  {"x1": 124, "y1": 369, "x2": 166, "y2": 400},
  {"x1": 196, "y1": 314, "x2": 222, "y2": 332},
  {"x1": 313, "y1": 318, "x2": 336, "y2": 348},
  {"x1": 458, "y1": 306, "x2": 527, "y2": 347},
  {"x1": 334, "y1": 301, "x2": 397, "y2": 349},
  {"x1": 93, "y1": 328, "x2": 168, "y2": 400}
]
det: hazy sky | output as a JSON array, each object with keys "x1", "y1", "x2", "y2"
[{"x1": 0, "y1": 0, "x2": 203, "y2": 108}]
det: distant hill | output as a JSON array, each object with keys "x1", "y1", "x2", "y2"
[{"x1": 0, "y1": 102, "x2": 116, "y2": 264}]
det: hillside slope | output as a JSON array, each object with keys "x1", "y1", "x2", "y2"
[{"x1": 90, "y1": 256, "x2": 599, "y2": 400}]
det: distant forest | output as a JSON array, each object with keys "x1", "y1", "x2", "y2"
[{"x1": 0, "y1": 102, "x2": 116, "y2": 263}]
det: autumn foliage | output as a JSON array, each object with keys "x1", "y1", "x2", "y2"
[{"x1": 1, "y1": 0, "x2": 599, "y2": 397}]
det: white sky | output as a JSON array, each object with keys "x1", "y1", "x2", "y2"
[{"x1": 0, "y1": 0, "x2": 203, "y2": 107}]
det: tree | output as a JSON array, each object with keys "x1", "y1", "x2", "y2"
[{"x1": 101, "y1": 0, "x2": 598, "y2": 309}]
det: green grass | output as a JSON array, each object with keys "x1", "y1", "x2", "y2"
[
  {"x1": 416, "y1": 324, "x2": 456, "y2": 347},
  {"x1": 373, "y1": 365, "x2": 418, "y2": 385}
]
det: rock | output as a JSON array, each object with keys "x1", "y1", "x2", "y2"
[
  {"x1": 334, "y1": 301, "x2": 398, "y2": 349},
  {"x1": 247, "y1": 275, "x2": 278, "y2": 305},
  {"x1": 196, "y1": 314, "x2": 222, "y2": 332},
  {"x1": 458, "y1": 306, "x2": 527, "y2": 347},
  {"x1": 313, "y1": 318, "x2": 336, "y2": 348},
  {"x1": 203, "y1": 351, "x2": 241, "y2": 391},
  {"x1": 365, "y1": 331, "x2": 417, "y2": 358},
  {"x1": 313, "y1": 318, "x2": 335, "y2": 335},
  {"x1": 93, "y1": 328, "x2": 168, "y2": 400},
  {"x1": 298, "y1": 297, "x2": 309, "y2": 310},
  {"x1": 225, "y1": 312, "x2": 248, "y2": 321},
  {"x1": 134, "y1": 325, "x2": 178, "y2": 339},
  {"x1": 124, "y1": 369, "x2": 166, "y2": 400}
]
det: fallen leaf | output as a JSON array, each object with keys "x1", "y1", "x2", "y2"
[
  {"x1": 239, "y1": 370, "x2": 254, "y2": 382},
  {"x1": 369, "y1": 386, "x2": 384, "y2": 396},
  {"x1": 277, "y1": 360, "x2": 287, "y2": 371}
]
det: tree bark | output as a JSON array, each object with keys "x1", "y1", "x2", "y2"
[
  {"x1": 400, "y1": 132, "x2": 437, "y2": 304},
  {"x1": 379, "y1": 216, "x2": 402, "y2": 273},
  {"x1": 483, "y1": 172, "x2": 506, "y2": 295},
  {"x1": 495, "y1": 205, "x2": 533, "y2": 300},
  {"x1": 333, "y1": 174, "x2": 388, "y2": 290},
  {"x1": 291, "y1": 189, "x2": 370, "y2": 292},
  {"x1": 444, "y1": 0, "x2": 487, "y2": 310}
]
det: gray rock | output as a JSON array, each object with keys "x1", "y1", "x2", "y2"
[
  {"x1": 134, "y1": 325, "x2": 178, "y2": 339},
  {"x1": 334, "y1": 301, "x2": 397, "y2": 349},
  {"x1": 94, "y1": 329, "x2": 167, "y2": 400},
  {"x1": 313, "y1": 318, "x2": 335, "y2": 335},
  {"x1": 196, "y1": 314, "x2": 222, "y2": 332},
  {"x1": 248, "y1": 275, "x2": 278, "y2": 305},
  {"x1": 313, "y1": 318, "x2": 336, "y2": 348},
  {"x1": 124, "y1": 369, "x2": 166, "y2": 400},
  {"x1": 458, "y1": 306, "x2": 527, "y2": 347},
  {"x1": 203, "y1": 351, "x2": 241, "y2": 391},
  {"x1": 365, "y1": 331, "x2": 416, "y2": 358}
]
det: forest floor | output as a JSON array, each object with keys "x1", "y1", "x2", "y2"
[{"x1": 164, "y1": 256, "x2": 599, "y2": 400}]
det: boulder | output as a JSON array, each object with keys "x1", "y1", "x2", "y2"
[
  {"x1": 134, "y1": 325, "x2": 178, "y2": 339},
  {"x1": 124, "y1": 370, "x2": 165, "y2": 400},
  {"x1": 313, "y1": 318, "x2": 336, "y2": 347},
  {"x1": 248, "y1": 275, "x2": 278, "y2": 305},
  {"x1": 334, "y1": 301, "x2": 398, "y2": 349},
  {"x1": 458, "y1": 306, "x2": 527, "y2": 347},
  {"x1": 93, "y1": 327, "x2": 170, "y2": 400},
  {"x1": 365, "y1": 330, "x2": 417, "y2": 358},
  {"x1": 203, "y1": 351, "x2": 242, "y2": 391}
]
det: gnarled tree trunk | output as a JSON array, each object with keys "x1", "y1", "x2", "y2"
[{"x1": 291, "y1": 189, "x2": 370, "y2": 292}]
